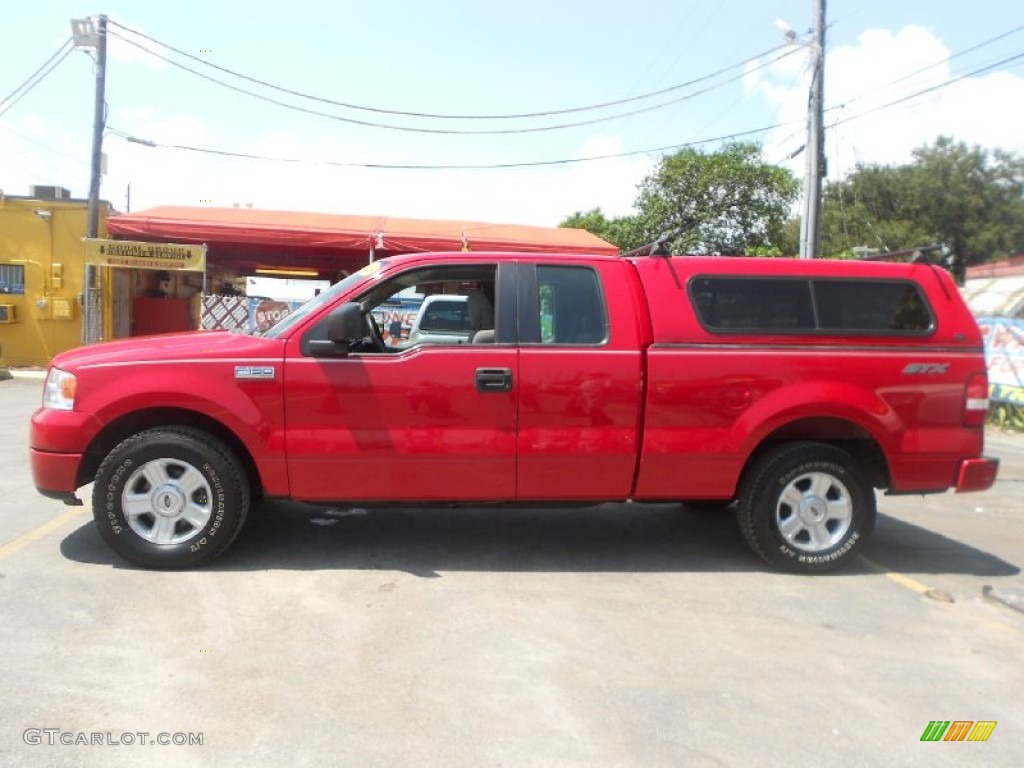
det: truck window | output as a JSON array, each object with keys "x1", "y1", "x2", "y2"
[
  {"x1": 690, "y1": 277, "x2": 815, "y2": 331},
  {"x1": 689, "y1": 276, "x2": 934, "y2": 335},
  {"x1": 535, "y1": 266, "x2": 608, "y2": 345},
  {"x1": 813, "y1": 280, "x2": 933, "y2": 333},
  {"x1": 301, "y1": 263, "x2": 497, "y2": 354}
]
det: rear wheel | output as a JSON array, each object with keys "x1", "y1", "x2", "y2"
[
  {"x1": 92, "y1": 427, "x2": 249, "y2": 569},
  {"x1": 737, "y1": 442, "x2": 875, "y2": 573}
]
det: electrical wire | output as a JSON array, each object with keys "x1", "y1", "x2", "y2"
[
  {"x1": 107, "y1": 119, "x2": 800, "y2": 170},
  {"x1": 106, "y1": 27, "x2": 799, "y2": 135},
  {"x1": 0, "y1": 38, "x2": 74, "y2": 118},
  {"x1": 107, "y1": 17, "x2": 791, "y2": 121},
  {"x1": 892, "y1": 21, "x2": 1024, "y2": 87},
  {"x1": 106, "y1": 44, "x2": 1024, "y2": 173},
  {"x1": 835, "y1": 21, "x2": 1024, "y2": 113},
  {"x1": 830, "y1": 49, "x2": 1024, "y2": 129},
  {"x1": 0, "y1": 122, "x2": 90, "y2": 167}
]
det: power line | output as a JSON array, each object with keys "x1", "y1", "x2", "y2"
[
  {"x1": 830, "y1": 49, "x2": 1024, "y2": 128},
  {"x1": 766, "y1": 27, "x2": 1024, "y2": 162},
  {"x1": 834, "y1": 21, "x2": 1024, "y2": 112},
  {"x1": 0, "y1": 122, "x2": 90, "y2": 167},
  {"x1": 890, "y1": 20, "x2": 1024, "y2": 88},
  {"x1": 0, "y1": 37, "x2": 73, "y2": 118},
  {"x1": 107, "y1": 44, "x2": 1024, "y2": 174},
  {"x1": 106, "y1": 27, "x2": 799, "y2": 135},
  {"x1": 107, "y1": 17, "x2": 790, "y2": 122},
  {"x1": 107, "y1": 120, "x2": 798, "y2": 170}
]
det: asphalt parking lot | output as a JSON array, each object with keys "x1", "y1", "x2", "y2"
[{"x1": 1, "y1": 373, "x2": 1021, "y2": 767}]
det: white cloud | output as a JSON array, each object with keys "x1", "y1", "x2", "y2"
[{"x1": 746, "y1": 25, "x2": 1024, "y2": 180}]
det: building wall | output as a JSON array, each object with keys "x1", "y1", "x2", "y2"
[{"x1": 0, "y1": 196, "x2": 108, "y2": 367}]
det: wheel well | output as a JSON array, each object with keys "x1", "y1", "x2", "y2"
[
  {"x1": 742, "y1": 417, "x2": 891, "y2": 492},
  {"x1": 78, "y1": 408, "x2": 264, "y2": 499}
]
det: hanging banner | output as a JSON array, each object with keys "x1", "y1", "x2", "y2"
[
  {"x1": 977, "y1": 317, "x2": 1024, "y2": 404},
  {"x1": 84, "y1": 238, "x2": 206, "y2": 271}
]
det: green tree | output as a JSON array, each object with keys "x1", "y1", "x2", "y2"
[
  {"x1": 631, "y1": 142, "x2": 799, "y2": 255},
  {"x1": 558, "y1": 207, "x2": 638, "y2": 251},
  {"x1": 821, "y1": 137, "x2": 1024, "y2": 279},
  {"x1": 820, "y1": 164, "x2": 930, "y2": 257},
  {"x1": 907, "y1": 137, "x2": 1024, "y2": 280}
]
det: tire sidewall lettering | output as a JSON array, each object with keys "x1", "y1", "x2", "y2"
[
  {"x1": 740, "y1": 442, "x2": 876, "y2": 573},
  {"x1": 91, "y1": 429, "x2": 248, "y2": 567}
]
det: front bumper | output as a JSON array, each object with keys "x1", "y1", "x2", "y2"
[
  {"x1": 954, "y1": 457, "x2": 1000, "y2": 493},
  {"x1": 30, "y1": 448, "x2": 85, "y2": 498}
]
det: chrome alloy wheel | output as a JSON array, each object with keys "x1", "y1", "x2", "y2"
[
  {"x1": 122, "y1": 458, "x2": 213, "y2": 544},
  {"x1": 774, "y1": 471, "x2": 853, "y2": 553}
]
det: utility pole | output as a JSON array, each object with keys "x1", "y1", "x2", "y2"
[
  {"x1": 86, "y1": 14, "x2": 107, "y2": 240},
  {"x1": 799, "y1": 0, "x2": 826, "y2": 259},
  {"x1": 74, "y1": 14, "x2": 107, "y2": 342}
]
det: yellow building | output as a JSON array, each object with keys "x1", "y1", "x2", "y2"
[{"x1": 0, "y1": 190, "x2": 109, "y2": 367}]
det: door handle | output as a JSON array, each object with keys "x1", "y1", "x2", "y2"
[{"x1": 475, "y1": 367, "x2": 513, "y2": 392}]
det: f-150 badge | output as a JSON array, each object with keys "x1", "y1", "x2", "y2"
[{"x1": 235, "y1": 366, "x2": 276, "y2": 380}]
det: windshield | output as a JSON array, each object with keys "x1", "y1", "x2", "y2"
[{"x1": 261, "y1": 264, "x2": 379, "y2": 339}]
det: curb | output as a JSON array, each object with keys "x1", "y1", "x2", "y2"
[{"x1": 2, "y1": 367, "x2": 47, "y2": 381}]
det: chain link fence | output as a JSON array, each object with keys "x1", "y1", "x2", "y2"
[{"x1": 82, "y1": 282, "x2": 104, "y2": 344}]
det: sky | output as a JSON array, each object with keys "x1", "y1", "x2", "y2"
[{"x1": 2, "y1": 0, "x2": 1023, "y2": 229}]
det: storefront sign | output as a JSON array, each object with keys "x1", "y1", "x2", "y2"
[{"x1": 84, "y1": 239, "x2": 207, "y2": 271}]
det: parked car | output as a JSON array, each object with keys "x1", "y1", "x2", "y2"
[{"x1": 404, "y1": 294, "x2": 470, "y2": 346}]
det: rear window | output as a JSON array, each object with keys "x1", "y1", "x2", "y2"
[
  {"x1": 689, "y1": 277, "x2": 814, "y2": 331},
  {"x1": 689, "y1": 276, "x2": 933, "y2": 335},
  {"x1": 814, "y1": 280, "x2": 932, "y2": 332}
]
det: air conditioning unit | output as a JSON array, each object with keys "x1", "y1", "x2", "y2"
[
  {"x1": 29, "y1": 185, "x2": 71, "y2": 200},
  {"x1": 0, "y1": 304, "x2": 16, "y2": 323}
]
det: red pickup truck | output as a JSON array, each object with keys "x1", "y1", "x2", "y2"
[{"x1": 30, "y1": 251, "x2": 998, "y2": 572}]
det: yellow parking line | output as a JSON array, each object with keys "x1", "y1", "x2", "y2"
[
  {"x1": 0, "y1": 507, "x2": 88, "y2": 561},
  {"x1": 858, "y1": 555, "x2": 954, "y2": 603}
]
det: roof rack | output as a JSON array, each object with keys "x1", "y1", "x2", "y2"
[
  {"x1": 619, "y1": 231, "x2": 677, "y2": 259},
  {"x1": 857, "y1": 244, "x2": 950, "y2": 266}
]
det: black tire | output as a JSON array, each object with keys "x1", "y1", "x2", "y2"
[
  {"x1": 92, "y1": 427, "x2": 250, "y2": 569},
  {"x1": 736, "y1": 442, "x2": 875, "y2": 573}
]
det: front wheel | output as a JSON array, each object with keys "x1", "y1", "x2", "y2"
[
  {"x1": 92, "y1": 427, "x2": 250, "y2": 568},
  {"x1": 736, "y1": 442, "x2": 875, "y2": 573}
]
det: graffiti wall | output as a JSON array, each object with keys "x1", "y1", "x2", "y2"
[{"x1": 977, "y1": 317, "x2": 1024, "y2": 405}]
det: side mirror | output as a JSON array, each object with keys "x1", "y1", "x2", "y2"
[
  {"x1": 308, "y1": 302, "x2": 364, "y2": 357},
  {"x1": 327, "y1": 302, "x2": 363, "y2": 342}
]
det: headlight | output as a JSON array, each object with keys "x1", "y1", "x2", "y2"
[{"x1": 43, "y1": 367, "x2": 77, "y2": 411}]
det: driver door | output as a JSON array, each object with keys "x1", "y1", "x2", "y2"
[{"x1": 283, "y1": 261, "x2": 517, "y2": 502}]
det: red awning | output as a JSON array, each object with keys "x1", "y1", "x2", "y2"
[{"x1": 106, "y1": 206, "x2": 617, "y2": 274}]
